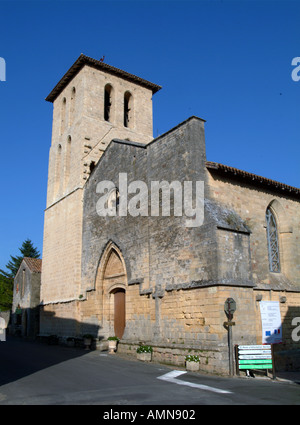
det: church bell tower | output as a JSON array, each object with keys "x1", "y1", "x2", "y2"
[{"x1": 41, "y1": 54, "x2": 161, "y2": 313}]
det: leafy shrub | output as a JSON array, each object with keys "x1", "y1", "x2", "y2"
[
  {"x1": 137, "y1": 345, "x2": 153, "y2": 354},
  {"x1": 108, "y1": 336, "x2": 120, "y2": 341},
  {"x1": 185, "y1": 354, "x2": 200, "y2": 363}
]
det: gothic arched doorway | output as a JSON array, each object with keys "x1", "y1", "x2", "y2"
[{"x1": 97, "y1": 242, "x2": 127, "y2": 339}]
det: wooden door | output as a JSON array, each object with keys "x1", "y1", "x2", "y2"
[{"x1": 114, "y1": 289, "x2": 125, "y2": 339}]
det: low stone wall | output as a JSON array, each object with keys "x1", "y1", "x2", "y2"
[{"x1": 118, "y1": 341, "x2": 228, "y2": 375}]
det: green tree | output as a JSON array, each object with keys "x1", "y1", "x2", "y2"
[
  {"x1": 0, "y1": 239, "x2": 40, "y2": 310},
  {"x1": 0, "y1": 273, "x2": 13, "y2": 311},
  {"x1": 0, "y1": 239, "x2": 40, "y2": 279}
]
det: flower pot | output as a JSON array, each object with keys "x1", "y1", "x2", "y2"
[
  {"x1": 137, "y1": 352, "x2": 152, "y2": 362},
  {"x1": 186, "y1": 361, "x2": 200, "y2": 372},
  {"x1": 108, "y1": 339, "x2": 117, "y2": 354},
  {"x1": 83, "y1": 338, "x2": 92, "y2": 350}
]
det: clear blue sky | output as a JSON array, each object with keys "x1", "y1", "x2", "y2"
[{"x1": 0, "y1": 0, "x2": 299, "y2": 271}]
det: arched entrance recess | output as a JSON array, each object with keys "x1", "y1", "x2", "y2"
[{"x1": 97, "y1": 242, "x2": 127, "y2": 339}]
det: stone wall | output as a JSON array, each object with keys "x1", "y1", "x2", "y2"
[
  {"x1": 41, "y1": 189, "x2": 83, "y2": 303},
  {"x1": 207, "y1": 169, "x2": 300, "y2": 287},
  {"x1": 78, "y1": 116, "x2": 300, "y2": 373}
]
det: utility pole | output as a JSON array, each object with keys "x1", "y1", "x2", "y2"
[{"x1": 224, "y1": 298, "x2": 236, "y2": 376}]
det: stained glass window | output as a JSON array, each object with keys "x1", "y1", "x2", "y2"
[{"x1": 266, "y1": 207, "x2": 280, "y2": 272}]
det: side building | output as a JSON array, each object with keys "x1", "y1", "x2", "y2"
[{"x1": 11, "y1": 257, "x2": 42, "y2": 338}]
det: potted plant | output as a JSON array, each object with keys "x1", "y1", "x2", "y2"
[
  {"x1": 107, "y1": 336, "x2": 120, "y2": 354},
  {"x1": 137, "y1": 345, "x2": 153, "y2": 362},
  {"x1": 185, "y1": 354, "x2": 200, "y2": 371},
  {"x1": 66, "y1": 337, "x2": 75, "y2": 347},
  {"x1": 83, "y1": 334, "x2": 94, "y2": 350}
]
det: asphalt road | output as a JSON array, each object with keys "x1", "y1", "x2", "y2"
[{"x1": 0, "y1": 336, "x2": 300, "y2": 407}]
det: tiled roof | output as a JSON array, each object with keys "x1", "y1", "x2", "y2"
[
  {"x1": 46, "y1": 54, "x2": 162, "y2": 102},
  {"x1": 23, "y1": 257, "x2": 42, "y2": 273},
  {"x1": 206, "y1": 161, "x2": 300, "y2": 198}
]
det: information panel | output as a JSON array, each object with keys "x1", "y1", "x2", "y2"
[{"x1": 259, "y1": 301, "x2": 282, "y2": 344}]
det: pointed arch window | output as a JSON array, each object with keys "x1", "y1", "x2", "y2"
[
  {"x1": 107, "y1": 187, "x2": 120, "y2": 213},
  {"x1": 266, "y1": 207, "x2": 280, "y2": 272}
]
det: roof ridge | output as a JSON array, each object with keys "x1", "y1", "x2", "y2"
[
  {"x1": 206, "y1": 161, "x2": 300, "y2": 195},
  {"x1": 46, "y1": 54, "x2": 161, "y2": 102},
  {"x1": 23, "y1": 257, "x2": 42, "y2": 273}
]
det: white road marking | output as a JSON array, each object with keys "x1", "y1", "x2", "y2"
[{"x1": 157, "y1": 370, "x2": 233, "y2": 394}]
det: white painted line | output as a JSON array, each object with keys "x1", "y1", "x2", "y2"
[
  {"x1": 160, "y1": 370, "x2": 186, "y2": 379},
  {"x1": 157, "y1": 370, "x2": 233, "y2": 395}
]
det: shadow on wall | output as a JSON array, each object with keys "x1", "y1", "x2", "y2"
[
  {"x1": 1, "y1": 309, "x2": 102, "y2": 387},
  {"x1": 272, "y1": 305, "x2": 300, "y2": 372},
  {"x1": 10, "y1": 306, "x2": 40, "y2": 339},
  {"x1": 11, "y1": 306, "x2": 102, "y2": 341}
]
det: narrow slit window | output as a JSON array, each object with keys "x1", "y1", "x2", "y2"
[
  {"x1": 69, "y1": 87, "x2": 76, "y2": 126},
  {"x1": 54, "y1": 144, "x2": 62, "y2": 198},
  {"x1": 266, "y1": 207, "x2": 280, "y2": 272},
  {"x1": 124, "y1": 91, "x2": 133, "y2": 128},
  {"x1": 21, "y1": 269, "x2": 25, "y2": 298},
  {"x1": 89, "y1": 161, "x2": 95, "y2": 174},
  {"x1": 61, "y1": 97, "x2": 66, "y2": 135},
  {"x1": 104, "y1": 84, "x2": 112, "y2": 122},
  {"x1": 64, "y1": 136, "x2": 72, "y2": 189}
]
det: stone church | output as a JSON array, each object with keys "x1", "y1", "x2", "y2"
[{"x1": 40, "y1": 54, "x2": 300, "y2": 374}]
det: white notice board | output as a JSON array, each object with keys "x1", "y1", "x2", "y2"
[{"x1": 259, "y1": 301, "x2": 282, "y2": 344}]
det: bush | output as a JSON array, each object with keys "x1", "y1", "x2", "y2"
[
  {"x1": 82, "y1": 334, "x2": 94, "y2": 339},
  {"x1": 107, "y1": 336, "x2": 120, "y2": 341},
  {"x1": 185, "y1": 354, "x2": 200, "y2": 363},
  {"x1": 137, "y1": 345, "x2": 153, "y2": 354}
]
